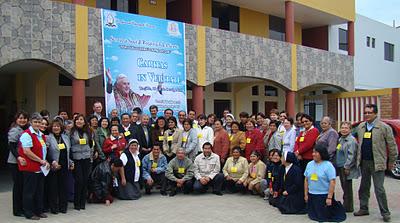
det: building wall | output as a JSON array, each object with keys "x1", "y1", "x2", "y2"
[
  {"x1": 239, "y1": 8, "x2": 268, "y2": 38},
  {"x1": 138, "y1": 0, "x2": 166, "y2": 19},
  {"x1": 291, "y1": 0, "x2": 355, "y2": 21}
]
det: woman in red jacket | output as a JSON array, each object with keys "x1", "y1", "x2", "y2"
[
  {"x1": 294, "y1": 114, "x2": 319, "y2": 172},
  {"x1": 213, "y1": 119, "x2": 230, "y2": 167},
  {"x1": 245, "y1": 120, "x2": 265, "y2": 161},
  {"x1": 102, "y1": 125, "x2": 127, "y2": 159}
]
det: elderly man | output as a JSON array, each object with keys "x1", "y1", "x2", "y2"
[
  {"x1": 193, "y1": 142, "x2": 224, "y2": 196},
  {"x1": 177, "y1": 111, "x2": 186, "y2": 130},
  {"x1": 142, "y1": 144, "x2": 168, "y2": 195},
  {"x1": 316, "y1": 116, "x2": 339, "y2": 162},
  {"x1": 106, "y1": 68, "x2": 150, "y2": 114},
  {"x1": 92, "y1": 102, "x2": 103, "y2": 120},
  {"x1": 165, "y1": 148, "x2": 195, "y2": 196},
  {"x1": 354, "y1": 104, "x2": 398, "y2": 222}
]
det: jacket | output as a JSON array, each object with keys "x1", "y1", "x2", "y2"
[
  {"x1": 213, "y1": 128, "x2": 230, "y2": 161},
  {"x1": 222, "y1": 156, "x2": 249, "y2": 181},
  {"x1": 181, "y1": 128, "x2": 199, "y2": 160},
  {"x1": 282, "y1": 127, "x2": 296, "y2": 153},
  {"x1": 7, "y1": 126, "x2": 25, "y2": 164},
  {"x1": 356, "y1": 119, "x2": 398, "y2": 171},
  {"x1": 265, "y1": 130, "x2": 283, "y2": 152},
  {"x1": 245, "y1": 129, "x2": 265, "y2": 160},
  {"x1": 336, "y1": 134, "x2": 360, "y2": 179},
  {"x1": 294, "y1": 127, "x2": 319, "y2": 160},
  {"x1": 245, "y1": 160, "x2": 266, "y2": 186},
  {"x1": 142, "y1": 152, "x2": 168, "y2": 180},
  {"x1": 133, "y1": 124, "x2": 153, "y2": 156},
  {"x1": 163, "y1": 128, "x2": 183, "y2": 157},
  {"x1": 151, "y1": 128, "x2": 166, "y2": 145},
  {"x1": 198, "y1": 125, "x2": 214, "y2": 152},
  {"x1": 165, "y1": 157, "x2": 195, "y2": 181},
  {"x1": 102, "y1": 135, "x2": 127, "y2": 159},
  {"x1": 46, "y1": 133, "x2": 73, "y2": 166},
  {"x1": 316, "y1": 127, "x2": 339, "y2": 162},
  {"x1": 194, "y1": 152, "x2": 220, "y2": 180},
  {"x1": 229, "y1": 131, "x2": 246, "y2": 156},
  {"x1": 95, "y1": 127, "x2": 109, "y2": 160},
  {"x1": 70, "y1": 130, "x2": 92, "y2": 160}
]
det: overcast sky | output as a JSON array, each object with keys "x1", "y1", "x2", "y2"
[{"x1": 356, "y1": 0, "x2": 400, "y2": 27}]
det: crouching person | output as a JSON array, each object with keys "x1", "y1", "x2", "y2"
[
  {"x1": 142, "y1": 144, "x2": 168, "y2": 195},
  {"x1": 165, "y1": 148, "x2": 195, "y2": 196},
  {"x1": 193, "y1": 142, "x2": 224, "y2": 196},
  {"x1": 118, "y1": 139, "x2": 141, "y2": 200}
]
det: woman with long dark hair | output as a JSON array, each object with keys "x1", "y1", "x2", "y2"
[
  {"x1": 70, "y1": 114, "x2": 93, "y2": 210},
  {"x1": 151, "y1": 116, "x2": 168, "y2": 145},
  {"x1": 7, "y1": 111, "x2": 29, "y2": 217}
]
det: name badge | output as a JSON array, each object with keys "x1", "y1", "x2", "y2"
[
  {"x1": 182, "y1": 137, "x2": 187, "y2": 142},
  {"x1": 299, "y1": 137, "x2": 305, "y2": 142},
  {"x1": 152, "y1": 162, "x2": 158, "y2": 168},
  {"x1": 230, "y1": 167, "x2": 238, "y2": 173},
  {"x1": 79, "y1": 138, "x2": 87, "y2": 145},
  {"x1": 124, "y1": 131, "x2": 131, "y2": 137},
  {"x1": 336, "y1": 144, "x2": 342, "y2": 150},
  {"x1": 250, "y1": 172, "x2": 256, "y2": 178},
  {"x1": 193, "y1": 123, "x2": 198, "y2": 129},
  {"x1": 229, "y1": 135, "x2": 233, "y2": 141},
  {"x1": 58, "y1": 143, "x2": 66, "y2": 150},
  {"x1": 158, "y1": 136, "x2": 164, "y2": 141},
  {"x1": 136, "y1": 160, "x2": 141, "y2": 167},
  {"x1": 364, "y1": 132, "x2": 372, "y2": 139},
  {"x1": 178, "y1": 167, "x2": 185, "y2": 174},
  {"x1": 197, "y1": 133, "x2": 203, "y2": 139},
  {"x1": 246, "y1": 138, "x2": 251, "y2": 144},
  {"x1": 167, "y1": 136, "x2": 173, "y2": 141},
  {"x1": 151, "y1": 124, "x2": 155, "y2": 128},
  {"x1": 39, "y1": 139, "x2": 45, "y2": 146},
  {"x1": 310, "y1": 173, "x2": 318, "y2": 181},
  {"x1": 268, "y1": 172, "x2": 272, "y2": 179}
]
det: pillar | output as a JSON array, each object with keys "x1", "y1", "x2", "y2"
[
  {"x1": 347, "y1": 21, "x2": 354, "y2": 56},
  {"x1": 286, "y1": 91, "x2": 295, "y2": 117},
  {"x1": 285, "y1": 1, "x2": 295, "y2": 43},
  {"x1": 73, "y1": 0, "x2": 86, "y2": 5},
  {"x1": 191, "y1": 0, "x2": 204, "y2": 114},
  {"x1": 285, "y1": 1, "x2": 296, "y2": 117},
  {"x1": 72, "y1": 79, "x2": 86, "y2": 115},
  {"x1": 392, "y1": 88, "x2": 399, "y2": 119}
]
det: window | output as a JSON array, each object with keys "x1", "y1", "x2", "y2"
[
  {"x1": 96, "y1": 0, "x2": 137, "y2": 14},
  {"x1": 384, "y1": 42, "x2": 395, "y2": 62},
  {"x1": 252, "y1": 101, "x2": 259, "y2": 115},
  {"x1": 372, "y1": 38, "x2": 376, "y2": 48},
  {"x1": 269, "y1": 15, "x2": 285, "y2": 41},
  {"x1": 213, "y1": 83, "x2": 231, "y2": 92},
  {"x1": 252, "y1": 86, "x2": 259, "y2": 96},
  {"x1": 339, "y1": 28, "x2": 348, "y2": 51},
  {"x1": 212, "y1": 1, "x2": 239, "y2": 32},
  {"x1": 366, "y1": 36, "x2": 370, "y2": 47},
  {"x1": 264, "y1": 85, "x2": 278, "y2": 96}
]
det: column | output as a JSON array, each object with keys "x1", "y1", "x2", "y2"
[
  {"x1": 286, "y1": 91, "x2": 296, "y2": 118},
  {"x1": 347, "y1": 21, "x2": 354, "y2": 56},
  {"x1": 392, "y1": 88, "x2": 399, "y2": 119},
  {"x1": 72, "y1": 79, "x2": 86, "y2": 115},
  {"x1": 285, "y1": 1, "x2": 296, "y2": 117},
  {"x1": 73, "y1": 0, "x2": 86, "y2": 5},
  {"x1": 191, "y1": 0, "x2": 204, "y2": 114}
]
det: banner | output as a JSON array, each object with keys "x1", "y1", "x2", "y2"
[{"x1": 101, "y1": 9, "x2": 186, "y2": 117}]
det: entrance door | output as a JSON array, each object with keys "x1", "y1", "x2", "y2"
[
  {"x1": 214, "y1": 100, "x2": 231, "y2": 119},
  {"x1": 265, "y1": 101, "x2": 278, "y2": 115}
]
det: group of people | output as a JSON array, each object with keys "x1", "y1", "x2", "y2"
[{"x1": 7, "y1": 102, "x2": 398, "y2": 222}]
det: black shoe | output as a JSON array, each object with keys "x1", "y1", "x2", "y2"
[
  {"x1": 213, "y1": 191, "x2": 223, "y2": 196},
  {"x1": 169, "y1": 191, "x2": 177, "y2": 197},
  {"x1": 38, "y1": 213, "x2": 48, "y2": 218},
  {"x1": 74, "y1": 206, "x2": 80, "y2": 211},
  {"x1": 383, "y1": 215, "x2": 391, "y2": 222},
  {"x1": 81, "y1": 206, "x2": 85, "y2": 210},
  {"x1": 51, "y1": 210, "x2": 59, "y2": 215},
  {"x1": 354, "y1": 210, "x2": 369, "y2": 216},
  {"x1": 60, "y1": 209, "x2": 67, "y2": 214},
  {"x1": 145, "y1": 189, "x2": 152, "y2": 195},
  {"x1": 26, "y1": 215, "x2": 40, "y2": 220},
  {"x1": 14, "y1": 212, "x2": 24, "y2": 217},
  {"x1": 160, "y1": 191, "x2": 167, "y2": 196}
]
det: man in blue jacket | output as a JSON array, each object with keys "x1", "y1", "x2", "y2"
[{"x1": 142, "y1": 144, "x2": 168, "y2": 195}]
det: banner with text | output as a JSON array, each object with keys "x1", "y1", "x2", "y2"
[{"x1": 101, "y1": 9, "x2": 186, "y2": 117}]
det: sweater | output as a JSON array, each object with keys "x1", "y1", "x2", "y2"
[
  {"x1": 213, "y1": 128, "x2": 230, "y2": 161},
  {"x1": 294, "y1": 127, "x2": 319, "y2": 160},
  {"x1": 222, "y1": 156, "x2": 249, "y2": 181},
  {"x1": 165, "y1": 157, "x2": 195, "y2": 181},
  {"x1": 229, "y1": 131, "x2": 246, "y2": 156}
]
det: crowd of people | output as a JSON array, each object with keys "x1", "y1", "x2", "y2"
[{"x1": 7, "y1": 102, "x2": 398, "y2": 222}]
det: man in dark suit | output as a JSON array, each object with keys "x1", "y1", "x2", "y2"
[{"x1": 133, "y1": 114, "x2": 153, "y2": 159}]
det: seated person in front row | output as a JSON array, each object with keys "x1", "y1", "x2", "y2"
[
  {"x1": 142, "y1": 144, "x2": 168, "y2": 195},
  {"x1": 165, "y1": 148, "x2": 195, "y2": 196},
  {"x1": 244, "y1": 151, "x2": 266, "y2": 195},
  {"x1": 88, "y1": 158, "x2": 123, "y2": 206},
  {"x1": 193, "y1": 142, "x2": 224, "y2": 196},
  {"x1": 118, "y1": 139, "x2": 142, "y2": 200},
  {"x1": 276, "y1": 151, "x2": 306, "y2": 215},
  {"x1": 261, "y1": 149, "x2": 282, "y2": 202},
  {"x1": 222, "y1": 147, "x2": 249, "y2": 194}
]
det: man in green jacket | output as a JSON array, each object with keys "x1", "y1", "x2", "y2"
[
  {"x1": 165, "y1": 148, "x2": 195, "y2": 196},
  {"x1": 354, "y1": 104, "x2": 398, "y2": 222}
]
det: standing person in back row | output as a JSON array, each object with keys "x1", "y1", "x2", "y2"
[{"x1": 353, "y1": 104, "x2": 398, "y2": 222}]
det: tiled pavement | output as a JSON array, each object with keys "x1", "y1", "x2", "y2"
[{"x1": 0, "y1": 176, "x2": 399, "y2": 223}]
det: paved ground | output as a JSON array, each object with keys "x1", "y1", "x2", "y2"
[{"x1": 0, "y1": 175, "x2": 399, "y2": 223}]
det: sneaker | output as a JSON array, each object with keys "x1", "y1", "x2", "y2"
[
  {"x1": 353, "y1": 210, "x2": 369, "y2": 216},
  {"x1": 383, "y1": 215, "x2": 391, "y2": 222}
]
